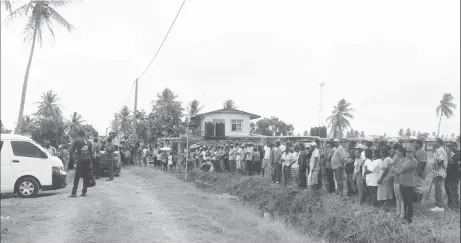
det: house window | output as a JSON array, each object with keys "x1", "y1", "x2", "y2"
[{"x1": 231, "y1": 120, "x2": 243, "y2": 132}]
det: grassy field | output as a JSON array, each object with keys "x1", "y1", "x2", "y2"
[{"x1": 186, "y1": 164, "x2": 460, "y2": 243}]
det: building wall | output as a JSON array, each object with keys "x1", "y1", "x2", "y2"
[{"x1": 199, "y1": 113, "x2": 251, "y2": 137}]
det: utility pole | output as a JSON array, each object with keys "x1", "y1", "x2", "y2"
[
  {"x1": 133, "y1": 78, "x2": 138, "y2": 140},
  {"x1": 318, "y1": 82, "x2": 325, "y2": 126}
]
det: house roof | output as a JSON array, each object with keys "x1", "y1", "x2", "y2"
[{"x1": 192, "y1": 108, "x2": 261, "y2": 120}]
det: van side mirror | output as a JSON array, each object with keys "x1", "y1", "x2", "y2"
[{"x1": 41, "y1": 152, "x2": 48, "y2": 159}]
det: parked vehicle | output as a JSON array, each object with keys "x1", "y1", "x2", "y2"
[
  {"x1": 99, "y1": 150, "x2": 121, "y2": 176},
  {"x1": 1, "y1": 134, "x2": 67, "y2": 198}
]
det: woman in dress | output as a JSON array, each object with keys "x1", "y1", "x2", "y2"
[
  {"x1": 390, "y1": 144, "x2": 405, "y2": 219},
  {"x1": 377, "y1": 146, "x2": 394, "y2": 206}
]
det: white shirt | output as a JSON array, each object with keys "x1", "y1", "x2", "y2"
[
  {"x1": 264, "y1": 146, "x2": 271, "y2": 159},
  {"x1": 364, "y1": 159, "x2": 381, "y2": 186},
  {"x1": 310, "y1": 148, "x2": 320, "y2": 171}
]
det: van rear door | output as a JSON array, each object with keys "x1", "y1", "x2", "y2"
[
  {"x1": 1, "y1": 140, "x2": 16, "y2": 193},
  {"x1": 10, "y1": 140, "x2": 52, "y2": 187}
]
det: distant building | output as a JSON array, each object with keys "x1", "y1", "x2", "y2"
[{"x1": 188, "y1": 108, "x2": 261, "y2": 138}]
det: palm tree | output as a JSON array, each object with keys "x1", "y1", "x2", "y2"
[
  {"x1": 66, "y1": 112, "x2": 85, "y2": 135},
  {"x1": 326, "y1": 99, "x2": 355, "y2": 138},
  {"x1": 223, "y1": 100, "x2": 237, "y2": 109},
  {"x1": 187, "y1": 99, "x2": 204, "y2": 117},
  {"x1": 436, "y1": 93, "x2": 456, "y2": 136},
  {"x1": 34, "y1": 90, "x2": 63, "y2": 120},
  {"x1": 116, "y1": 106, "x2": 132, "y2": 137},
  {"x1": 3, "y1": 1, "x2": 74, "y2": 133}
]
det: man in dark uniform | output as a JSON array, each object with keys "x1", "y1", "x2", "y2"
[
  {"x1": 69, "y1": 129, "x2": 93, "y2": 197},
  {"x1": 445, "y1": 141, "x2": 460, "y2": 209}
]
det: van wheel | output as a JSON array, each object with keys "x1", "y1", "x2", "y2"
[{"x1": 16, "y1": 177, "x2": 39, "y2": 198}]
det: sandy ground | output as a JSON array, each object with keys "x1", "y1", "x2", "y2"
[{"x1": 0, "y1": 166, "x2": 312, "y2": 243}]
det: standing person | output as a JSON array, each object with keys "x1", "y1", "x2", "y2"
[
  {"x1": 331, "y1": 139, "x2": 347, "y2": 196},
  {"x1": 377, "y1": 146, "x2": 394, "y2": 206},
  {"x1": 253, "y1": 147, "x2": 261, "y2": 177},
  {"x1": 61, "y1": 145, "x2": 70, "y2": 171},
  {"x1": 430, "y1": 138, "x2": 448, "y2": 212},
  {"x1": 105, "y1": 137, "x2": 116, "y2": 181},
  {"x1": 353, "y1": 144, "x2": 367, "y2": 205},
  {"x1": 297, "y1": 142, "x2": 308, "y2": 188},
  {"x1": 281, "y1": 146, "x2": 291, "y2": 186},
  {"x1": 273, "y1": 140, "x2": 284, "y2": 184},
  {"x1": 395, "y1": 145, "x2": 418, "y2": 224},
  {"x1": 237, "y1": 144, "x2": 245, "y2": 174},
  {"x1": 344, "y1": 149, "x2": 356, "y2": 196},
  {"x1": 168, "y1": 152, "x2": 173, "y2": 171},
  {"x1": 308, "y1": 141, "x2": 320, "y2": 194},
  {"x1": 390, "y1": 145, "x2": 406, "y2": 219},
  {"x1": 262, "y1": 143, "x2": 271, "y2": 177},
  {"x1": 229, "y1": 145, "x2": 237, "y2": 173},
  {"x1": 246, "y1": 144, "x2": 254, "y2": 175},
  {"x1": 414, "y1": 140, "x2": 428, "y2": 182},
  {"x1": 44, "y1": 141, "x2": 57, "y2": 156},
  {"x1": 445, "y1": 141, "x2": 460, "y2": 209},
  {"x1": 152, "y1": 144, "x2": 159, "y2": 168},
  {"x1": 142, "y1": 145, "x2": 149, "y2": 167},
  {"x1": 92, "y1": 135, "x2": 102, "y2": 179},
  {"x1": 363, "y1": 149, "x2": 382, "y2": 206},
  {"x1": 69, "y1": 129, "x2": 93, "y2": 197}
]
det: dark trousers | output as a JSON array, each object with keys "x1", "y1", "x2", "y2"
[
  {"x1": 274, "y1": 163, "x2": 282, "y2": 183},
  {"x1": 107, "y1": 159, "x2": 114, "y2": 179},
  {"x1": 367, "y1": 186, "x2": 378, "y2": 206},
  {"x1": 298, "y1": 167, "x2": 307, "y2": 188},
  {"x1": 92, "y1": 157, "x2": 100, "y2": 178},
  {"x1": 247, "y1": 161, "x2": 253, "y2": 175},
  {"x1": 72, "y1": 160, "x2": 90, "y2": 195},
  {"x1": 400, "y1": 185, "x2": 414, "y2": 223},
  {"x1": 445, "y1": 180, "x2": 460, "y2": 207},
  {"x1": 283, "y1": 165, "x2": 291, "y2": 186}
]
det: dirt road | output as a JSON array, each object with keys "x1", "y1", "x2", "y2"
[{"x1": 1, "y1": 166, "x2": 312, "y2": 243}]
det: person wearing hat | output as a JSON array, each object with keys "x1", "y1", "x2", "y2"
[
  {"x1": 321, "y1": 140, "x2": 335, "y2": 193},
  {"x1": 445, "y1": 141, "x2": 460, "y2": 209},
  {"x1": 395, "y1": 145, "x2": 418, "y2": 223},
  {"x1": 331, "y1": 138, "x2": 347, "y2": 196},
  {"x1": 307, "y1": 141, "x2": 320, "y2": 192},
  {"x1": 353, "y1": 143, "x2": 367, "y2": 205}
]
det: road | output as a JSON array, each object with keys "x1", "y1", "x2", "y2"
[{"x1": 1, "y1": 166, "x2": 312, "y2": 243}]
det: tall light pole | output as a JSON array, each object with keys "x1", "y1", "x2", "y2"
[
  {"x1": 133, "y1": 78, "x2": 138, "y2": 140},
  {"x1": 185, "y1": 108, "x2": 191, "y2": 181},
  {"x1": 318, "y1": 82, "x2": 326, "y2": 126}
]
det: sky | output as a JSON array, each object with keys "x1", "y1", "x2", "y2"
[{"x1": 1, "y1": 0, "x2": 460, "y2": 137}]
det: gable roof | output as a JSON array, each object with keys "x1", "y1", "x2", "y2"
[{"x1": 192, "y1": 108, "x2": 261, "y2": 120}]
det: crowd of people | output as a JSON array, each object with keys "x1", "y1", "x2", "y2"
[
  {"x1": 55, "y1": 130, "x2": 460, "y2": 223},
  {"x1": 173, "y1": 137, "x2": 459, "y2": 224}
]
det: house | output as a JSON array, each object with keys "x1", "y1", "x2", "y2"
[{"x1": 188, "y1": 108, "x2": 261, "y2": 138}]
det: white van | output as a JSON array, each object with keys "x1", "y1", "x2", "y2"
[{"x1": 1, "y1": 134, "x2": 67, "y2": 198}]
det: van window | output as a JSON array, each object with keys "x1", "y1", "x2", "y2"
[{"x1": 11, "y1": 141, "x2": 46, "y2": 158}]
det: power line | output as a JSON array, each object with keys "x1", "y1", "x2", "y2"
[
  {"x1": 137, "y1": 0, "x2": 186, "y2": 80},
  {"x1": 123, "y1": 80, "x2": 136, "y2": 106}
]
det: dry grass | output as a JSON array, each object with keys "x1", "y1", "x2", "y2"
[{"x1": 188, "y1": 168, "x2": 460, "y2": 243}]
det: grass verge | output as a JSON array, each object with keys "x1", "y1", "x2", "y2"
[{"x1": 186, "y1": 169, "x2": 460, "y2": 243}]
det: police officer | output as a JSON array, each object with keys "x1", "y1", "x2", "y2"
[{"x1": 69, "y1": 129, "x2": 93, "y2": 197}]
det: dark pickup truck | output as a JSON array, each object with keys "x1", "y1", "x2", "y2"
[{"x1": 99, "y1": 150, "x2": 121, "y2": 176}]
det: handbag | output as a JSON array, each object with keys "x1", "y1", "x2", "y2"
[{"x1": 87, "y1": 166, "x2": 96, "y2": 187}]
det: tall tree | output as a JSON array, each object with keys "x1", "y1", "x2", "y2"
[
  {"x1": 252, "y1": 117, "x2": 295, "y2": 136},
  {"x1": 223, "y1": 100, "x2": 237, "y2": 109},
  {"x1": 451, "y1": 133, "x2": 455, "y2": 138},
  {"x1": 436, "y1": 93, "x2": 456, "y2": 136},
  {"x1": 110, "y1": 115, "x2": 121, "y2": 135},
  {"x1": 412, "y1": 130, "x2": 416, "y2": 137},
  {"x1": 303, "y1": 130, "x2": 308, "y2": 136},
  {"x1": 354, "y1": 130, "x2": 360, "y2": 138},
  {"x1": 327, "y1": 99, "x2": 355, "y2": 138},
  {"x1": 187, "y1": 99, "x2": 204, "y2": 118},
  {"x1": 405, "y1": 128, "x2": 411, "y2": 137},
  {"x1": 34, "y1": 90, "x2": 63, "y2": 120},
  {"x1": 116, "y1": 106, "x2": 132, "y2": 137},
  {"x1": 66, "y1": 112, "x2": 85, "y2": 137},
  {"x1": 150, "y1": 88, "x2": 184, "y2": 138},
  {"x1": 1, "y1": 120, "x2": 12, "y2": 133},
  {"x1": 398, "y1": 129, "x2": 404, "y2": 137},
  {"x1": 3, "y1": 1, "x2": 75, "y2": 133},
  {"x1": 360, "y1": 131, "x2": 365, "y2": 138}
]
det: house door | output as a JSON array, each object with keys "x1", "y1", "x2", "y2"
[{"x1": 213, "y1": 120, "x2": 225, "y2": 138}]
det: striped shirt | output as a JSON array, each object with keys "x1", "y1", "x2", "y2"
[{"x1": 432, "y1": 147, "x2": 448, "y2": 178}]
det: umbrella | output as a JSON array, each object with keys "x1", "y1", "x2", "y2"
[
  {"x1": 160, "y1": 147, "x2": 172, "y2": 151},
  {"x1": 189, "y1": 144, "x2": 200, "y2": 149}
]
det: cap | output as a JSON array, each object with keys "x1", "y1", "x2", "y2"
[
  {"x1": 310, "y1": 141, "x2": 317, "y2": 146},
  {"x1": 333, "y1": 138, "x2": 340, "y2": 143},
  {"x1": 388, "y1": 138, "x2": 399, "y2": 144}
]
